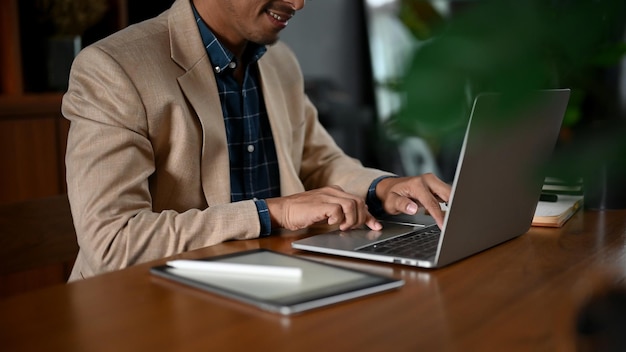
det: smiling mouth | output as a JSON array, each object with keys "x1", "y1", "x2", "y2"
[{"x1": 267, "y1": 9, "x2": 294, "y2": 25}]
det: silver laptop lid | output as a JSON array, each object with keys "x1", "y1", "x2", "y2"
[{"x1": 435, "y1": 89, "x2": 570, "y2": 266}]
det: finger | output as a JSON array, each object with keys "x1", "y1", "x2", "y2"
[
  {"x1": 319, "y1": 187, "x2": 369, "y2": 230},
  {"x1": 386, "y1": 191, "x2": 446, "y2": 228},
  {"x1": 338, "y1": 205, "x2": 377, "y2": 231},
  {"x1": 383, "y1": 192, "x2": 418, "y2": 215},
  {"x1": 365, "y1": 213, "x2": 382, "y2": 231},
  {"x1": 337, "y1": 198, "x2": 359, "y2": 231},
  {"x1": 423, "y1": 174, "x2": 451, "y2": 202},
  {"x1": 351, "y1": 199, "x2": 370, "y2": 229},
  {"x1": 404, "y1": 188, "x2": 445, "y2": 228},
  {"x1": 338, "y1": 200, "x2": 373, "y2": 231},
  {"x1": 325, "y1": 204, "x2": 345, "y2": 227},
  {"x1": 420, "y1": 197, "x2": 445, "y2": 229},
  {"x1": 413, "y1": 178, "x2": 448, "y2": 228}
]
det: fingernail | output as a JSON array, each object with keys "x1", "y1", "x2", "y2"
[{"x1": 406, "y1": 203, "x2": 418, "y2": 214}]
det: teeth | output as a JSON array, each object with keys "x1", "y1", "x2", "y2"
[{"x1": 268, "y1": 11, "x2": 284, "y2": 21}]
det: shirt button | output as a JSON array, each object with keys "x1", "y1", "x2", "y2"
[
  {"x1": 228, "y1": 61, "x2": 237, "y2": 69},
  {"x1": 214, "y1": 66, "x2": 221, "y2": 73},
  {"x1": 247, "y1": 145, "x2": 255, "y2": 153}
]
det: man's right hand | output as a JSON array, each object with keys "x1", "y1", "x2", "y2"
[{"x1": 265, "y1": 186, "x2": 382, "y2": 232}]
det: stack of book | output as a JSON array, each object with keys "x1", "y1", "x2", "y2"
[{"x1": 532, "y1": 177, "x2": 584, "y2": 227}]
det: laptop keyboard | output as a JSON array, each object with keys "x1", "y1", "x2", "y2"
[{"x1": 357, "y1": 226, "x2": 441, "y2": 260}]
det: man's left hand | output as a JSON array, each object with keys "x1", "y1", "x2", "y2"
[{"x1": 375, "y1": 174, "x2": 451, "y2": 228}]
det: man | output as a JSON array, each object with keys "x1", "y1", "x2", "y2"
[{"x1": 63, "y1": 0, "x2": 450, "y2": 280}]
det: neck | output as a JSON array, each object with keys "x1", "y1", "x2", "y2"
[{"x1": 192, "y1": 0, "x2": 247, "y2": 59}]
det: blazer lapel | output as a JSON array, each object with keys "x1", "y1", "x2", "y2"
[
  {"x1": 169, "y1": 0, "x2": 231, "y2": 205},
  {"x1": 167, "y1": 0, "x2": 305, "y2": 203},
  {"x1": 258, "y1": 60, "x2": 305, "y2": 196}
]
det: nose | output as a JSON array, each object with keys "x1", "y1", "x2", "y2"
[{"x1": 289, "y1": 0, "x2": 306, "y2": 11}]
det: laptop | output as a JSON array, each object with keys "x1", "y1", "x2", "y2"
[{"x1": 292, "y1": 89, "x2": 571, "y2": 268}]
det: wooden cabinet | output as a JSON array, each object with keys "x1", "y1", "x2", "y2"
[
  {"x1": 0, "y1": 0, "x2": 175, "y2": 296},
  {"x1": 0, "y1": 94, "x2": 68, "y2": 204},
  {"x1": 0, "y1": 0, "x2": 23, "y2": 95},
  {"x1": 0, "y1": 0, "x2": 129, "y2": 205},
  {"x1": 0, "y1": 0, "x2": 130, "y2": 295}
]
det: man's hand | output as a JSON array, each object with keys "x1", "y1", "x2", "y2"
[
  {"x1": 375, "y1": 174, "x2": 451, "y2": 228},
  {"x1": 266, "y1": 186, "x2": 382, "y2": 232}
]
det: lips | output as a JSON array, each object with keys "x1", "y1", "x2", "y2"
[{"x1": 266, "y1": 8, "x2": 294, "y2": 25}]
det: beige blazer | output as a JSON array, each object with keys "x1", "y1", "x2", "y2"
[{"x1": 62, "y1": 0, "x2": 392, "y2": 280}]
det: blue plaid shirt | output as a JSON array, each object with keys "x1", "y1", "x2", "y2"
[
  {"x1": 194, "y1": 7, "x2": 279, "y2": 235},
  {"x1": 193, "y1": 6, "x2": 388, "y2": 234}
]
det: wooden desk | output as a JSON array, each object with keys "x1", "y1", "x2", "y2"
[{"x1": 1, "y1": 210, "x2": 625, "y2": 351}]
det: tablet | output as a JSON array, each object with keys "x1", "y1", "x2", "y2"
[{"x1": 150, "y1": 249, "x2": 404, "y2": 315}]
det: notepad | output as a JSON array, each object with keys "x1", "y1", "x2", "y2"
[
  {"x1": 532, "y1": 195, "x2": 583, "y2": 227},
  {"x1": 150, "y1": 249, "x2": 404, "y2": 315}
]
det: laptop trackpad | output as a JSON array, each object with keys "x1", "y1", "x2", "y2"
[
  {"x1": 298, "y1": 222, "x2": 419, "y2": 250},
  {"x1": 379, "y1": 212, "x2": 437, "y2": 227}
]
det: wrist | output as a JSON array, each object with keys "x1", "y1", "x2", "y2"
[
  {"x1": 374, "y1": 176, "x2": 398, "y2": 202},
  {"x1": 254, "y1": 199, "x2": 272, "y2": 236},
  {"x1": 265, "y1": 198, "x2": 282, "y2": 228},
  {"x1": 368, "y1": 176, "x2": 396, "y2": 217}
]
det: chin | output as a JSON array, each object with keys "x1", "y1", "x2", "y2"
[
  {"x1": 249, "y1": 32, "x2": 281, "y2": 46},
  {"x1": 263, "y1": 38, "x2": 279, "y2": 46}
]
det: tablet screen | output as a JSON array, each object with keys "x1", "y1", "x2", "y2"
[{"x1": 151, "y1": 249, "x2": 403, "y2": 315}]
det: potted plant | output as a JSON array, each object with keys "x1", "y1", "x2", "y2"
[{"x1": 391, "y1": 0, "x2": 626, "y2": 209}]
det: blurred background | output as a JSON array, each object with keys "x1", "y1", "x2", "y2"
[
  {"x1": 285, "y1": 0, "x2": 626, "y2": 210},
  {"x1": 1, "y1": 0, "x2": 625, "y2": 205}
]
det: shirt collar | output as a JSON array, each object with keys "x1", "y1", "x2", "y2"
[{"x1": 192, "y1": 3, "x2": 267, "y2": 74}]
